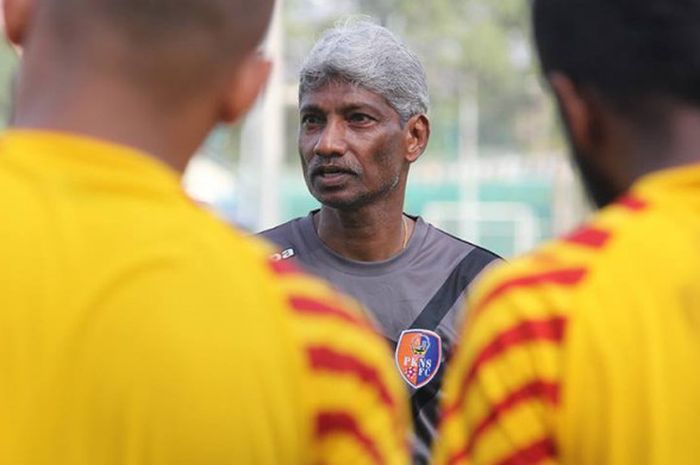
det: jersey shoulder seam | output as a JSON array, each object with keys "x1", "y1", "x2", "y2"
[
  {"x1": 429, "y1": 225, "x2": 503, "y2": 261},
  {"x1": 257, "y1": 217, "x2": 304, "y2": 236}
]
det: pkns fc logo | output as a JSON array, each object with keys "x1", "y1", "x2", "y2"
[{"x1": 395, "y1": 329, "x2": 442, "y2": 389}]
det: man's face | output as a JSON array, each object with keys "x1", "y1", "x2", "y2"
[{"x1": 298, "y1": 81, "x2": 408, "y2": 210}]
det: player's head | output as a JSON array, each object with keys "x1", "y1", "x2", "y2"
[
  {"x1": 3, "y1": 0, "x2": 274, "y2": 124},
  {"x1": 533, "y1": 0, "x2": 700, "y2": 207},
  {"x1": 297, "y1": 20, "x2": 430, "y2": 210}
]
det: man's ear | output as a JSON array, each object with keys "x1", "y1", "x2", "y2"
[
  {"x1": 404, "y1": 114, "x2": 430, "y2": 163},
  {"x1": 218, "y1": 52, "x2": 272, "y2": 124},
  {"x1": 548, "y1": 72, "x2": 599, "y2": 152},
  {"x1": 4, "y1": 0, "x2": 35, "y2": 46}
]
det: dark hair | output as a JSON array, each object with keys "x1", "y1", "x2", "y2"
[{"x1": 533, "y1": 0, "x2": 700, "y2": 116}]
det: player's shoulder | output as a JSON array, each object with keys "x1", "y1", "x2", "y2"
[
  {"x1": 470, "y1": 194, "x2": 652, "y2": 315},
  {"x1": 141, "y1": 207, "x2": 390, "y2": 368},
  {"x1": 178, "y1": 208, "x2": 275, "y2": 267},
  {"x1": 157, "y1": 206, "x2": 348, "y2": 309}
]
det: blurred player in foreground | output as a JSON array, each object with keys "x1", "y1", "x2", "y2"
[
  {"x1": 0, "y1": 0, "x2": 410, "y2": 464},
  {"x1": 260, "y1": 21, "x2": 500, "y2": 463},
  {"x1": 434, "y1": 0, "x2": 700, "y2": 464}
]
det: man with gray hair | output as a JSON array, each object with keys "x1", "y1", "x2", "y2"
[{"x1": 260, "y1": 20, "x2": 500, "y2": 464}]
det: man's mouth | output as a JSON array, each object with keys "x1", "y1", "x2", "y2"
[
  {"x1": 312, "y1": 166, "x2": 356, "y2": 178},
  {"x1": 311, "y1": 165, "x2": 356, "y2": 187}
]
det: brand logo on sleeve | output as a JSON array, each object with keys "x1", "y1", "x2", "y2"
[
  {"x1": 395, "y1": 329, "x2": 442, "y2": 389},
  {"x1": 269, "y1": 248, "x2": 296, "y2": 261}
]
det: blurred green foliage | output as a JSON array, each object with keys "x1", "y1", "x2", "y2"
[
  {"x1": 284, "y1": 0, "x2": 562, "y2": 159},
  {"x1": 0, "y1": 39, "x2": 18, "y2": 127}
]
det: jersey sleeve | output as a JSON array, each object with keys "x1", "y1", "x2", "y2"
[
  {"x1": 434, "y1": 261, "x2": 584, "y2": 465},
  {"x1": 268, "y1": 259, "x2": 412, "y2": 465}
]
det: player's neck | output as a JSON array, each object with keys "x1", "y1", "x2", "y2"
[
  {"x1": 630, "y1": 107, "x2": 700, "y2": 181},
  {"x1": 11, "y1": 58, "x2": 215, "y2": 174},
  {"x1": 315, "y1": 202, "x2": 414, "y2": 262}
]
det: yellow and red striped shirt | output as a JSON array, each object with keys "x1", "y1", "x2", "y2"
[
  {"x1": 0, "y1": 130, "x2": 410, "y2": 465},
  {"x1": 435, "y1": 165, "x2": 700, "y2": 465}
]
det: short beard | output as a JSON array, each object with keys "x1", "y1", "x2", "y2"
[
  {"x1": 573, "y1": 148, "x2": 623, "y2": 209},
  {"x1": 314, "y1": 173, "x2": 401, "y2": 211}
]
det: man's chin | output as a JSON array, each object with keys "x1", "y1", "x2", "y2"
[{"x1": 312, "y1": 192, "x2": 367, "y2": 211}]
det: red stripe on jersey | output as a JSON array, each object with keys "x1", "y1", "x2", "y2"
[
  {"x1": 497, "y1": 437, "x2": 556, "y2": 465},
  {"x1": 473, "y1": 268, "x2": 587, "y2": 317},
  {"x1": 446, "y1": 317, "x2": 566, "y2": 417},
  {"x1": 448, "y1": 437, "x2": 556, "y2": 465},
  {"x1": 308, "y1": 346, "x2": 395, "y2": 411},
  {"x1": 445, "y1": 447, "x2": 469, "y2": 465},
  {"x1": 617, "y1": 195, "x2": 648, "y2": 211},
  {"x1": 565, "y1": 226, "x2": 611, "y2": 249},
  {"x1": 316, "y1": 411, "x2": 384, "y2": 465},
  {"x1": 289, "y1": 296, "x2": 375, "y2": 333},
  {"x1": 269, "y1": 258, "x2": 302, "y2": 275},
  {"x1": 446, "y1": 380, "x2": 559, "y2": 462}
]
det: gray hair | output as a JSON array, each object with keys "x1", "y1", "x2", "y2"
[{"x1": 299, "y1": 19, "x2": 430, "y2": 122}]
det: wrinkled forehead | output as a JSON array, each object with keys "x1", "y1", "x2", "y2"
[
  {"x1": 299, "y1": 79, "x2": 398, "y2": 116},
  {"x1": 300, "y1": 74, "x2": 361, "y2": 98}
]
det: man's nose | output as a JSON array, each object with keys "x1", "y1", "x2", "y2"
[{"x1": 314, "y1": 119, "x2": 347, "y2": 157}]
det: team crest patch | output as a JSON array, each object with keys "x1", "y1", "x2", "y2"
[{"x1": 395, "y1": 329, "x2": 442, "y2": 389}]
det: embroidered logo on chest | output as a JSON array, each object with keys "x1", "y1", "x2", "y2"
[{"x1": 395, "y1": 329, "x2": 442, "y2": 389}]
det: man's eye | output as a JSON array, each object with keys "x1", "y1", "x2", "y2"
[
  {"x1": 301, "y1": 115, "x2": 323, "y2": 126},
  {"x1": 348, "y1": 113, "x2": 373, "y2": 124}
]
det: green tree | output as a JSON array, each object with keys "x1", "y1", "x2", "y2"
[
  {"x1": 0, "y1": 41, "x2": 19, "y2": 126},
  {"x1": 284, "y1": 0, "x2": 561, "y2": 156}
]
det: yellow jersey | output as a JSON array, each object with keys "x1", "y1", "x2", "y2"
[
  {"x1": 435, "y1": 165, "x2": 700, "y2": 465},
  {"x1": 0, "y1": 130, "x2": 410, "y2": 465}
]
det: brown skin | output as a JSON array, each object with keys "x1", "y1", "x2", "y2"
[
  {"x1": 298, "y1": 81, "x2": 430, "y2": 261},
  {"x1": 3, "y1": 0, "x2": 273, "y2": 173},
  {"x1": 550, "y1": 72, "x2": 700, "y2": 208}
]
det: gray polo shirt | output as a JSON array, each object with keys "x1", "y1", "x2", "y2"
[{"x1": 259, "y1": 211, "x2": 500, "y2": 464}]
